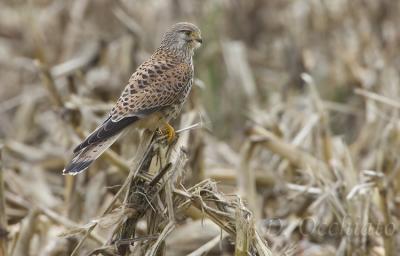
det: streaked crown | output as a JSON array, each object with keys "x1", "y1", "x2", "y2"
[{"x1": 160, "y1": 22, "x2": 202, "y2": 58}]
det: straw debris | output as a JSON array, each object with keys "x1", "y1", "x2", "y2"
[{"x1": 1, "y1": 1, "x2": 400, "y2": 255}]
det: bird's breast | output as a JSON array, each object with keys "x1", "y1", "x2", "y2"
[{"x1": 135, "y1": 112, "x2": 165, "y2": 130}]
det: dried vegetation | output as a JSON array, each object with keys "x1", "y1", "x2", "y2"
[{"x1": 0, "y1": 0, "x2": 400, "y2": 255}]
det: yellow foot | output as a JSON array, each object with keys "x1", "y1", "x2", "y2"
[{"x1": 158, "y1": 122, "x2": 176, "y2": 144}]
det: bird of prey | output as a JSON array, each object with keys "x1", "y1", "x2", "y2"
[{"x1": 63, "y1": 22, "x2": 202, "y2": 175}]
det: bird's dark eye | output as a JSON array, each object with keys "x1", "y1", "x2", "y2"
[{"x1": 179, "y1": 30, "x2": 192, "y2": 36}]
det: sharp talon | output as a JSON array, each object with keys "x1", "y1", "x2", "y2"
[
  {"x1": 159, "y1": 123, "x2": 176, "y2": 144},
  {"x1": 166, "y1": 123, "x2": 176, "y2": 144}
]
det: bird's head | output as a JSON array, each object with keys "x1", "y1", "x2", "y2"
[{"x1": 160, "y1": 22, "x2": 202, "y2": 57}]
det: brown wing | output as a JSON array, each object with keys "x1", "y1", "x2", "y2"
[
  {"x1": 73, "y1": 51, "x2": 192, "y2": 153},
  {"x1": 110, "y1": 53, "x2": 193, "y2": 122}
]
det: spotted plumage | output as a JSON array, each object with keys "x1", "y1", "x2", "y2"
[{"x1": 63, "y1": 22, "x2": 202, "y2": 175}]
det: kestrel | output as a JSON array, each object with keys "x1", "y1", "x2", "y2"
[{"x1": 63, "y1": 22, "x2": 202, "y2": 175}]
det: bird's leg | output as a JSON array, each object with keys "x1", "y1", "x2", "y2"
[{"x1": 158, "y1": 122, "x2": 176, "y2": 143}]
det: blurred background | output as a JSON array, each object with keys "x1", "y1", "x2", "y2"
[{"x1": 1, "y1": 0, "x2": 400, "y2": 255}]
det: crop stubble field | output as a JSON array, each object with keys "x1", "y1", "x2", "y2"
[{"x1": 0, "y1": 0, "x2": 400, "y2": 255}]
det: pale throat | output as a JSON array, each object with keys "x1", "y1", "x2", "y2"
[
  {"x1": 160, "y1": 40, "x2": 194, "y2": 63},
  {"x1": 170, "y1": 44, "x2": 193, "y2": 63}
]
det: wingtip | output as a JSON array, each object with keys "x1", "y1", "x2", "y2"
[
  {"x1": 63, "y1": 160, "x2": 93, "y2": 175},
  {"x1": 62, "y1": 169, "x2": 78, "y2": 176}
]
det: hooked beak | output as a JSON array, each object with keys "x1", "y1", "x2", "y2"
[{"x1": 191, "y1": 31, "x2": 202, "y2": 44}]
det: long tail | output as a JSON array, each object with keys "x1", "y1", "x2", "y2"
[
  {"x1": 63, "y1": 116, "x2": 138, "y2": 175},
  {"x1": 63, "y1": 134, "x2": 121, "y2": 175}
]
